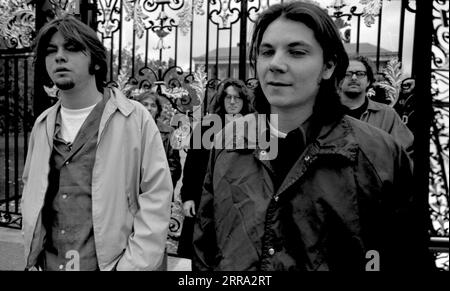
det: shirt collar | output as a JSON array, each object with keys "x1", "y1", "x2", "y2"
[
  {"x1": 267, "y1": 116, "x2": 312, "y2": 146},
  {"x1": 268, "y1": 119, "x2": 287, "y2": 139}
]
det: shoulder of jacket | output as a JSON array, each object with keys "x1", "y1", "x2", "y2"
[
  {"x1": 128, "y1": 99, "x2": 148, "y2": 113},
  {"x1": 345, "y1": 116, "x2": 402, "y2": 174},
  {"x1": 114, "y1": 98, "x2": 158, "y2": 132},
  {"x1": 347, "y1": 116, "x2": 397, "y2": 147},
  {"x1": 122, "y1": 98, "x2": 151, "y2": 119},
  {"x1": 33, "y1": 102, "x2": 59, "y2": 127},
  {"x1": 368, "y1": 99, "x2": 397, "y2": 114}
]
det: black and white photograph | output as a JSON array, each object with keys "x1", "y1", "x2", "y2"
[{"x1": 0, "y1": 0, "x2": 448, "y2": 279}]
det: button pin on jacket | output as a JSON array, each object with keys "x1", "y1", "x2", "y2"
[
  {"x1": 259, "y1": 150, "x2": 267, "y2": 160},
  {"x1": 268, "y1": 248, "x2": 275, "y2": 256}
]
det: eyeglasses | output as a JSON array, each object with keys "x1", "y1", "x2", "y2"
[
  {"x1": 345, "y1": 71, "x2": 367, "y2": 79},
  {"x1": 224, "y1": 95, "x2": 243, "y2": 102}
]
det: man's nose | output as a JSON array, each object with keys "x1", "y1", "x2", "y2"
[
  {"x1": 55, "y1": 49, "x2": 67, "y2": 63},
  {"x1": 269, "y1": 52, "x2": 287, "y2": 73}
]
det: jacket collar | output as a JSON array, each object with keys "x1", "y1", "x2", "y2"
[
  {"x1": 36, "y1": 87, "x2": 135, "y2": 145},
  {"x1": 218, "y1": 113, "x2": 360, "y2": 197},
  {"x1": 105, "y1": 86, "x2": 134, "y2": 117},
  {"x1": 313, "y1": 116, "x2": 359, "y2": 162},
  {"x1": 220, "y1": 113, "x2": 358, "y2": 163},
  {"x1": 35, "y1": 87, "x2": 134, "y2": 120},
  {"x1": 274, "y1": 116, "x2": 359, "y2": 196},
  {"x1": 366, "y1": 98, "x2": 384, "y2": 112}
]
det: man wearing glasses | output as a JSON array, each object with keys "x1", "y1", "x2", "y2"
[{"x1": 339, "y1": 55, "x2": 414, "y2": 158}]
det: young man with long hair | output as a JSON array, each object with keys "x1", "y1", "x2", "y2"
[{"x1": 22, "y1": 16, "x2": 173, "y2": 271}]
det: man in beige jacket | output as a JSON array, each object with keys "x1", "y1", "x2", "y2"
[{"x1": 21, "y1": 16, "x2": 173, "y2": 271}]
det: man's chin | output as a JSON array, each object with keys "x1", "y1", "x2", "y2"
[
  {"x1": 343, "y1": 91, "x2": 363, "y2": 99},
  {"x1": 54, "y1": 81, "x2": 75, "y2": 90}
]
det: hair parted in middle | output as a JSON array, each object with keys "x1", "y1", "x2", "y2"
[
  {"x1": 33, "y1": 15, "x2": 108, "y2": 92},
  {"x1": 249, "y1": 1, "x2": 349, "y2": 123},
  {"x1": 210, "y1": 78, "x2": 255, "y2": 118}
]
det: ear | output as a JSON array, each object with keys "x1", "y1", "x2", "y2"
[{"x1": 322, "y1": 60, "x2": 336, "y2": 80}]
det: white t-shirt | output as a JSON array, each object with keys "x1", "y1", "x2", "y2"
[{"x1": 60, "y1": 103, "x2": 97, "y2": 143}]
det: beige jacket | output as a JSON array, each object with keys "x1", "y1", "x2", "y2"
[
  {"x1": 21, "y1": 87, "x2": 173, "y2": 270},
  {"x1": 361, "y1": 99, "x2": 414, "y2": 157}
]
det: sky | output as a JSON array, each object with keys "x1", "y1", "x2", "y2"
[{"x1": 101, "y1": 0, "x2": 416, "y2": 76}]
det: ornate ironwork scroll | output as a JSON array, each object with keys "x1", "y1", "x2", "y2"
[
  {"x1": 0, "y1": 0, "x2": 35, "y2": 49},
  {"x1": 430, "y1": 1, "x2": 449, "y2": 270}
]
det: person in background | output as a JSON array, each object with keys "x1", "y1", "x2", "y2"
[
  {"x1": 177, "y1": 78, "x2": 254, "y2": 262},
  {"x1": 339, "y1": 55, "x2": 414, "y2": 157},
  {"x1": 133, "y1": 91, "x2": 182, "y2": 271},
  {"x1": 193, "y1": 1, "x2": 431, "y2": 271},
  {"x1": 134, "y1": 91, "x2": 182, "y2": 188},
  {"x1": 21, "y1": 16, "x2": 172, "y2": 271}
]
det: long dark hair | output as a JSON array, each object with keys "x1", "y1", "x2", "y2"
[
  {"x1": 210, "y1": 78, "x2": 255, "y2": 119},
  {"x1": 34, "y1": 15, "x2": 107, "y2": 92},
  {"x1": 249, "y1": 1, "x2": 349, "y2": 124}
]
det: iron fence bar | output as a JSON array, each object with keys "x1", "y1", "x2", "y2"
[
  {"x1": 118, "y1": 0, "x2": 123, "y2": 74},
  {"x1": 0, "y1": 49, "x2": 34, "y2": 57},
  {"x1": 111, "y1": 33, "x2": 116, "y2": 80},
  {"x1": 215, "y1": 25, "x2": 219, "y2": 78},
  {"x1": 228, "y1": 28, "x2": 232, "y2": 78},
  {"x1": 145, "y1": 29, "x2": 149, "y2": 69},
  {"x1": 189, "y1": 4, "x2": 194, "y2": 75},
  {"x1": 131, "y1": 22, "x2": 136, "y2": 78},
  {"x1": 203, "y1": 0, "x2": 212, "y2": 114},
  {"x1": 23, "y1": 59, "x2": 29, "y2": 162},
  {"x1": 375, "y1": 0, "x2": 383, "y2": 71},
  {"x1": 429, "y1": 237, "x2": 450, "y2": 253},
  {"x1": 34, "y1": 0, "x2": 52, "y2": 117},
  {"x1": 356, "y1": 15, "x2": 361, "y2": 55},
  {"x1": 13, "y1": 58, "x2": 19, "y2": 209},
  {"x1": 205, "y1": 0, "x2": 211, "y2": 81},
  {"x1": 411, "y1": 0, "x2": 434, "y2": 262},
  {"x1": 159, "y1": 33, "x2": 163, "y2": 70},
  {"x1": 239, "y1": 0, "x2": 248, "y2": 81},
  {"x1": 398, "y1": 0, "x2": 406, "y2": 61},
  {"x1": 174, "y1": 27, "x2": 178, "y2": 68},
  {"x1": 4, "y1": 59, "x2": 10, "y2": 210}
]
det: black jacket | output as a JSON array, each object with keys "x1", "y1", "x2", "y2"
[{"x1": 193, "y1": 113, "x2": 429, "y2": 271}]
